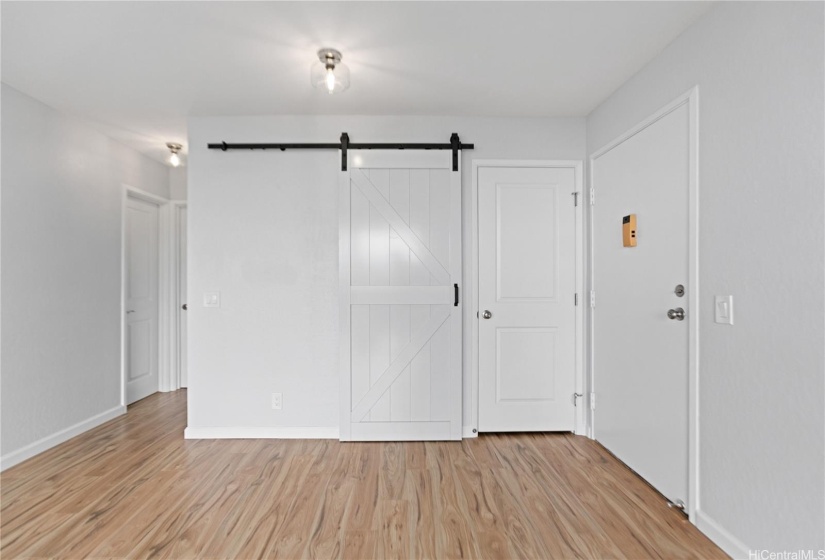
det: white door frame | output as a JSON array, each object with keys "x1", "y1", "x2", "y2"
[
  {"x1": 470, "y1": 160, "x2": 586, "y2": 436},
  {"x1": 121, "y1": 185, "x2": 185, "y2": 406},
  {"x1": 169, "y1": 201, "x2": 187, "y2": 389},
  {"x1": 589, "y1": 86, "x2": 699, "y2": 521}
]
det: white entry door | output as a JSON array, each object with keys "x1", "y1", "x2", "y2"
[
  {"x1": 592, "y1": 98, "x2": 693, "y2": 509},
  {"x1": 125, "y1": 195, "x2": 159, "y2": 404},
  {"x1": 478, "y1": 166, "x2": 577, "y2": 431},
  {"x1": 340, "y1": 150, "x2": 462, "y2": 441}
]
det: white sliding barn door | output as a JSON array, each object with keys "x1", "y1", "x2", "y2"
[{"x1": 340, "y1": 151, "x2": 462, "y2": 441}]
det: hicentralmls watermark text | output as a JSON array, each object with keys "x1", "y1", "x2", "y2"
[{"x1": 749, "y1": 551, "x2": 825, "y2": 560}]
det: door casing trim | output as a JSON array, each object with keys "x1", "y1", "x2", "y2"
[
  {"x1": 470, "y1": 160, "x2": 586, "y2": 437},
  {"x1": 589, "y1": 86, "x2": 699, "y2": 522},
  {"x1": 170, "y1": 201, "x2": 187, "y2": 390}
]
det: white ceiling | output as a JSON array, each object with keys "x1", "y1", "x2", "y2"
[{"x1": 1, "y1": 1, "x2": 712, "y2": 163}]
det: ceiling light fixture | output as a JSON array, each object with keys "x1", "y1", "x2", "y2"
[
  {"x1": 166, "y1": 142, "x2": 182, "y2": 167},
  {"x1": 311, "y1": 48, "x2": 350, "y2": 94}
]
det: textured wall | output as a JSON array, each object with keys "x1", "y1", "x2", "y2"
[
  {"x1": 185, "y1": 115, "x2": 586, "y2": 432},
  {"x1": 1, "y1": 84, "x2": 169, "y2": 460},
  {"x1": 587, "y1": 2, "x2": 825, "y2": 551}
]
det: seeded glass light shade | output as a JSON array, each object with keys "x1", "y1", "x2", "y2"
[{"x1": 311, "y1": 48, "x2": 350, "y2": 94}]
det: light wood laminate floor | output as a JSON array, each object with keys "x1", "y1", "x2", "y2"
[{"x1": 1, "y1": 390, "x2": 726, "y2": 559}]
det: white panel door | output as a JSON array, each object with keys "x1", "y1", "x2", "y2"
[
  {"x1": 478, "y1": 167, "x2": 577, "y2": 431},
  {"x1": 125, "y1": 196, "x2": 159, "y2": 404},
  {"x1": 340, "y1": 150, "x2": 462, "y2": 441},
  {"x1": 592, "y1": 102, "x2": 690, "y2": 507},
  {"x1": 178, "y1": 206, "x2": 188, "y2": 388}
]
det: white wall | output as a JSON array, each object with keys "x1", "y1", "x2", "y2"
[
  {"x1": 1, "y1": 84, "x2": 170, "y2": 466},
  {"x1": 185, "y1": 115, "x2": 585, "y2": 433},
  {"x1": 169, "y1": 166, "x2": 187, "y2": 200},
  {"x1": 586, "y1": 2, "x2": 824, "y2": 553}
]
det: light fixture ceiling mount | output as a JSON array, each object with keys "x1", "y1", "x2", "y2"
[
  {"x1": 311, "y1": 48, "x2": 350, "y2": 94},
  {"x1": 166, "y1": 142, "x2": 183, "y2": 167}
]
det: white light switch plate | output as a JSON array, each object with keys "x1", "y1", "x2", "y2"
[
  {"x1": 714, "y1": 295, "x2": 733, "y2": 325},
  {"x1": 203, "y1": 292, "x2": 220, "y2": 308}
]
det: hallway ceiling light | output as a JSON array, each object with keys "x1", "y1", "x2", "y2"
[
  {"x1": 311, "y1": 48, "x2": 350, "y2": 94},
  {"x1": 166, "y1": 142, "x2": 182, "y2": 167}
]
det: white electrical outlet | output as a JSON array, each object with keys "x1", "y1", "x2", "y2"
[{"x1": 271, "y1": 392, "x2": 282, "y2": 410}]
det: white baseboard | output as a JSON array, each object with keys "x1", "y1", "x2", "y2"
[
  {"x1": 184, "y1": 426, "x2": 339, "y2": 439},
  {"x1": 695, "y1": 510, "x2": 750, "y2": 560},
  {"x1": 0, "y1": 405, "x2": 126, "y2": 472},
  {"x1": 186, "y1": 426, "x2": 483, "y2": 440}
]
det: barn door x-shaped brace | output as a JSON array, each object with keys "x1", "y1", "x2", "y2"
[{"x1": 207, "y1": 133, "x2": 474, "y2": 172}]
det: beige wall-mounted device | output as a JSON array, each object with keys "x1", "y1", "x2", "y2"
[{"x1": 622, "y1": 214, "x2": 637, "y2": 247}]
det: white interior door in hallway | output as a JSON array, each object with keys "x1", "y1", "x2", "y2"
[
  {"x1": 591, "y1": 93, "x2": 696, "y2": 511},
  {"x1": 339, "y1": 151, "x2": 462, "y2": 441},
  {"x1": 477, "y1": 166, "x2": 577, "y2": 432},
  {"x1": 125, "y1": 195, "x2": 160, "y2": 404}
]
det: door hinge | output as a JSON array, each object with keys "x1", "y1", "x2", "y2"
[
  {"x1": 590, "y1": 392, "x2": 596, "y2": 410},
  {"x1": 572, "y1": 192, "x2": 579, "y2": 207},
  {"x1": 574, "y1": 293, "x2": 578, "y2": 306},
  {"x1": 590, "y1": 187, "x2": 595, "y2": 206},
  {"x1": 590, "y1": 290, "x2": 596, "y2": 308}
]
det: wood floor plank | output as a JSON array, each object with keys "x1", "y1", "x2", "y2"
[
  {"x1": 404, "y1": 469, "x2": 437, "y2": 560},
  {"x1": 379, "y1": 442, "x2": 406, "y2": 500},
  {"x1": 228, "y1": 453, "x2": 315, "y2": 559},
  {"x1": 264, "y1": 442, "x2": 341, "y2": 559},
  {"x1": 347, "y1": 443, "x2": 381, "y2": 533},
  {"x1": 198, "y1": 443, "x2": 300, "y2": 559},
  {"x1": 405, "y1": 442, "x2": 427, "y2": 470},
  {"x1": 305, "y1": 449, "x2": 354, "y2": 560},
  {"x1": 0, "y1": 391, "x2": 728, "y2": 560},
  {"x1": 497, "y1": 462, "x2": 592, "y2": 559},
  {"x1": 479, "y1": 468, "x2": 552, "y2": 559},
  {"x1": 126, "y1": 454, "x2": 249, "y2": 559},
  {"x1": 376, "y1": 499, "x2": 410, "y2": 560},
  {"x1": 344, "y1": 530, "x2": 378, "y2": 560},
  {"x1": 429, "y1": 442, "x2": 478, "y2": 559},
  {"x1": 449, "y1": 443, "x2": 511, "y2": 559},
  {"x1": 501, "y1": 434, "x2": 641, "y2": 558}
]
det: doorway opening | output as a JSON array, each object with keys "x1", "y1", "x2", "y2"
[{"x1": 121, "y1": 187, "x2": 188, "y2": 406}]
